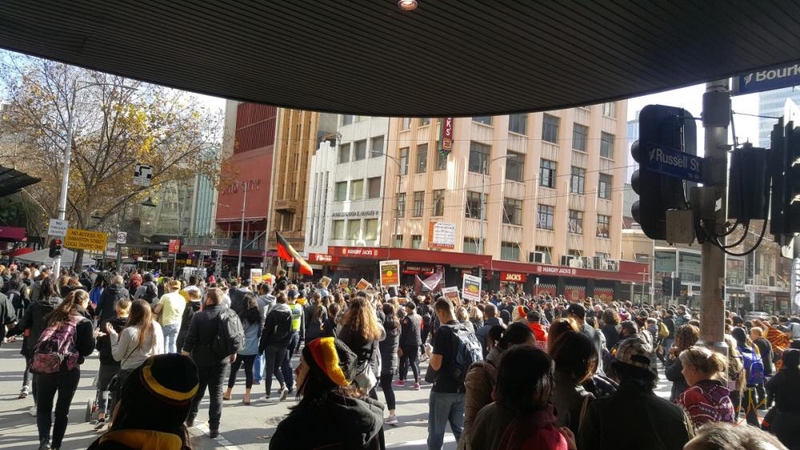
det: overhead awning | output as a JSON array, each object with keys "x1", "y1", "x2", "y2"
[
  {"x1": 0, "y1": 227, "x2": 27, "y2": 242},
  {"x1": 0, "y1": 166, "x2": 40, "y2": 198},
  {"x1": 1, "y1": 1, "x2": 799, "y2": 116}
]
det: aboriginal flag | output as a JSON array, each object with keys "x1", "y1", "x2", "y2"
[{"x1": 275, "y1": 231, "x2": 313, "y2": 276}]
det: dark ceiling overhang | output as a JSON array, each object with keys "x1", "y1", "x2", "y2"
[
  {"x1": 0, "y1": 166, "x2": 40, "y2": 197},
  {"x1": 1, "y1": 1, "x2": 800, "y2": 116}
]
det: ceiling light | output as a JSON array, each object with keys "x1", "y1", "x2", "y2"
[{"x1": 398, "y1": 0, "x2": 418, "y2": 11}]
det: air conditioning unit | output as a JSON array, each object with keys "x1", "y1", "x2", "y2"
[
  {"x1": 561, "y1": 255, "x2": 575, "y2": 266},
  {"x1": 570, "y1": 258, "x2": 584, "y2": 268},
  {"x1": 529, "y1": 251, "x2": 545, "y2": 263}
]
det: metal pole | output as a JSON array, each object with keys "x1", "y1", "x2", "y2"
[
  {"x1": 237, "y1": 183, "x2": 247, "y2": 278},
  {"x1": 700, "y1": 79, "x2": 730, "y2": 349},
  {"x1": 479, "y1": 159, "x2": 486, "y2": 279},
  {"x1": 394, "y1": 171, "x2": 400, "y2": 247},
  {"x1": 53, "y1": 93, "x2": 75, "y2": 277}
]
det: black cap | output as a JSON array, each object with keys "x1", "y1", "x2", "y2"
[{"x1": 566, "y1": 303, "x2": 586, "y2": 319}]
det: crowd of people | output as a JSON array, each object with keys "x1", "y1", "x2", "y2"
[{"x1": 1, "y1": 261, "x2": 799, "y2": 450}]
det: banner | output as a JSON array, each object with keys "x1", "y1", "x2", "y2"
[
  {"x1": 441, "y1": 286, "x2": 460, "y2": 303},
  {"x1": 417, "y1": 270, "x2": 444, "y2": 292},
  {"x1": 65, "y1": 228, "x2": 108, "y2": 252},
  {"x1": 462, "y1": 274, "x2": 481, "y2": 302},
  {"x1": 356, "y1": 278, "x2": 372, "y2": 291},
  {"x1": 380, "y1": 259, "x2": 400, "y2": 287},
  {"x1": 250, "y1": 268, "x2": 263, "y2": 283},
  {"x1": 428, "y1": 221, "x2": 456, "y2": 250}
]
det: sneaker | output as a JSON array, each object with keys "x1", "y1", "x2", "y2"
[
  {"x1": 253, "y1": 380, "x2": 262, "y2": 385},
  {"x1": 209, "y1": 429, "x2": 219, "y2": 439},
  {"x1": 258, "y1": 396, "x2": 271, "y2": 403},
  {"x1": 19, "y1": 386, "x2": 29, "y2": 399},
  {"x1": 28, "y1": 405, "x2": 37, "y2": 417},
  {"x1": 412, "y1": 383, "x2": 420, "y2": 391},
  {"x1": 385, "y1": 414, "x2": 399, "y2": 425},
  {"x1": 185, "y1": 416, "x2": 195, "y2": 428},
  {"x1": 279, "y1": 387, "x2": 289, "y2": 402},
  {"x1": 37, "y1": 442, "x2": 49, "y2": 450},
  {"x1": 392, "y1": 380, "x2": 405, "y2": 387}
]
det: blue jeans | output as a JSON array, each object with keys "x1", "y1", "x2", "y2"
[
  {"x1": 253, "y1": 353, "x2": 264, "y2": 383},
  {"x1": 427, "y1": 390, "x2": 464, "y2": 450},
  {"x1": 163, "y1": 323, "x2": 179, "y2": 353},
  {"x1": 280, "y1": 332, "x2": 299, "y2": 390}
]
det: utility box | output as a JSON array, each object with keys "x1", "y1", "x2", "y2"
[{"x1": 666, "y1": 209, "x2": 696, "y2": 244}]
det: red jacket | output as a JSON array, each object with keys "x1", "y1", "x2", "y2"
[{"x1": 528, "y1": 322, "x2": 548, "y2": 343}]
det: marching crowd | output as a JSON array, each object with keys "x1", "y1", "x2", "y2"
[{"x1": 0, "y1": 261, "x2": 799, "y2": 450}]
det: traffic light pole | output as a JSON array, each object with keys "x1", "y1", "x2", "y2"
[{"x1": 700, "y1": 79, "x2": 731, "y2": 349}]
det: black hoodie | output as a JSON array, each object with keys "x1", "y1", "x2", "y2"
[
  {"x1": 270, "y1": 394, "x2": 385, "y2": 450},
  {"x1": 98, "y1": 284, "x2": 130, "y2": 326},
  {"x1": 97, "y1": 316, "x2": 128, "y2": 366},
  {"x1": 9, "y1": 295, "x2": 62, "y2": 356}
]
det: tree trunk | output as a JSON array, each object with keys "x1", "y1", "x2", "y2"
[{"x1": 73, "y1": 248, "x2": 85, "y2": 271}]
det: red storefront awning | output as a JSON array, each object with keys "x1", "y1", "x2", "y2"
[{"x1": 0, "y1": 226, "x2": 27, "y2": 242}]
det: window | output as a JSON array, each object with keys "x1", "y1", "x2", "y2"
[
  {"x1": 335, "y1": 181, "x2": 347, "y2": 201},
  {"x1": 432, "y1": 189, "x2": 445, "y2": 216},
  {"x1": 342, "y1": 115, "x2": 354, "y2": 125},
  {"x1": 347, "y1": 220, "x2": 360, "y2": 240},
  {"x1": 570, "y1": 166, "x2": 586, "y2": 194},
  {"x1": 394, "y1": 235, "x2": 403, "y2": 248},
  {"x1": 597, "y1": 215, "x2": 611, "y2": 238},
  {"x1": 598, "y1": 173, "x2": 613, "y2": 199},
  {"x1": 416, "y1": 144, "x2": 428, "y2": 173},
  {"x1": 506, "y1": 152, "x2": 524, "y2": 182},
  {"x1": 435, "y1": 144, "x2": 447, "y2": 171},
  {"x1": 411, "y1": 235, "x2": 422, "y2": 249},
  {"x1": 332, "y1": 220, "x2": 345, "y2": 239},
  {"x1": 509, "y1": 114, "x2": 528, "y2": 135},
  {"x1": 573, "y1": 124, "x2": 588, "y2": 151},
  {"x1": 371, "y1": 135, "x2": 385, "y2": 155},
  {"x1": 501, "y1": 242, "x2": 521, "y2": 261},
  {"x1": 396, "y1": 193, "x2": 406, "y2": 218},
  {"x1": 538, "y1": 204, "x2": 554, "y2": 230},
  {"x1": 399, "y1": 147, "x2": 409, "y2": 175},
  {"x1": 568, "y1": 210, "x2": 584, "y2": 234},
  {"x1": 413, "y1": 191, "x2": 424, "y2": 217},
  {"x1": 350, "y1": 179, "x2": 364, "y2": 201},
  {"x1": 600, "y1": 132, "x2": 615, "y2": 159},
  {"x1": 353, "y1": 140, "x2": 367, "y2": 161},
  {"x1": 539, "y1": 159, "x2": 556, "y2": 188},
  {"x1": 542, "y1": 115, "x2": 560, "y2": 143},
  {"x1": 503, "y1": 197, "x2": 523, "y2": 226},
  {"x1": 463, "y1": 237, "x2": 479, "y2": 254},
  {"x1": 469, "y1": 142, "x2": 490, "y2": 174},
  {"x1": 602, "y1": 102, "x2": 616, "y2": 117},
  {"x1": 568, "y1": 249, "x2": 582, "y2": 257},
  {"x1": 364, "y1": 219, "x2": 379, "y2": 240},
  {"x1": 466, "y1": 191, "x2": 483, "y2": 219},
  {"x1": 338, "y1": 143, "x2": 351, "y2": 163},
  {"x1": 535, "y1": 246, "x2": 552, "y2": 264},
  {"x1": 473, "y1": 116, "x2": 492, "y2": 125},
  {"x1": 367, "y1": 177, "x2": 382, "y2": 199},
  {"x1": 420, "y1": 117, "x2": 431, "y2": 126},
  {"x1": 401, "y1": 117, "x2": 411, "y2": 130}
]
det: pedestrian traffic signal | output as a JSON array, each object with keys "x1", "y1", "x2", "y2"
[
  {"x1": 49, "y1": 238, "x2": 62, "y2": 258},
  {"x1": 769, "y1": 119, "x2": 800, "y2": 239},
  {"x1": 630, "y1": 105, "x2": 697, "y2": 240}
]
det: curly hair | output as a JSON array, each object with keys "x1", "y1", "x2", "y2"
[
  {"x1": 339, "y1": 297, "x2": 382, "y2": 341},
  {"x1": 674, "y1": 324, "x2": 700, "y2": 352}
]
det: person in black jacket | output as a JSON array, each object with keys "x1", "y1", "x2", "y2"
[
  {"x1": 181, "y1": 287, "x2": 241, "y2": 438},
  {"x1": 397, "y1": 301, "x2": 422, "y2": 389},
  {"x1": 93, "y1": 298, "x2": 130, "y2": 427},
  {"x1": 380, "y1": 302, "x2": 400, "y2": 425},
  {"x1": 96, "y1": 275, "x2": 130, "y2": 327},
  {"x1": 258, "y1": 291, "x2": 292, "y2": 402},
  {"x1": 176, "y1": 287, "x2": 202, "y2": 353}
]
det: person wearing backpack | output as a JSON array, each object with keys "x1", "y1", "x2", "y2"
[
  {"x1": 731, "y1": 327, "x2": 764, "y2": 426},
  {"x1": 133, "y1": 272, "x2": 158, "y2": 306},
  {"x1": 32, "y1": 289, "x2": 95, "y2": 450},
  {"x1": 427, "y1": 298, "x2": 483, "y2": 450},
  {"x1": 181, "y1": 287, "x2": 243, "y2": 438}
]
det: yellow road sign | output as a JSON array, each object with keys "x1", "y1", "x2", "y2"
[{"x1": 65, "y1": 228, "x2": 109, "y2": 252}]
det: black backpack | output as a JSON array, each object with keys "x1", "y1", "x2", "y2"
[
  {"x1": 445, "y1": 323, "x2": 483, "y2": 388},
  {"x1": 208, "y1": 309, "x2": 244, "y2": 360},
  {"x1": 141, "y1": 283, "x2": 158, "y2": 305}
]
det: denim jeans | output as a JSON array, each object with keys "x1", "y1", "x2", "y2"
[
  {"x1": 36, "y1": 369, "x2": 81, "y2": 448},
  {"x1": 280, "y1": 332, "x2": 299, "y2": 390},
  {"x1": 189, "y1": 363, "x2": 230, "y2": 430},
  {"x1": 163, "y1": 323, "x2": 180, "y2": 354},
  {"x1": 253, "y1": 353, "x2": 264, "y2": 383},
  {"x1": 427, "y1": 390, "x2": 464, "y2": 450}
]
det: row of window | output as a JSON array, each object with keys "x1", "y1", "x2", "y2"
[
  {"x1": 396, "y1": 143, "x2": 448, "y2": 175},
  {"x1": 536, "y1": 205, "x2": 611, "y2": 237},
  {"x1": 334, "y1": 177, "x2": 382, "y2": 202},
  {"x1": 338, "y1": 136, "x2": 385, "y2": 164},
  {"x1": 396, "y1": 190, "x2": 446, "y2": 218},
  {"x1": 541, "y1": 160, "x2": 614, "y2": 199},
  {"x1": 331, "y1": 218, "x2": 379, "y2": 241},
  {"x1": 476, "y1": 114, "x2": 615, "y2": 156}
]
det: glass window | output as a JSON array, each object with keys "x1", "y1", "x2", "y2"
[
  {"x1": 411, "y1": 235, "x2": 422, "y2": 249},
  {"x1": 338, "y1": 143, "x2": 351, "y2": 163},
  {"x1": 350, "y1": 179, "x2": 364, "y2": 201},
  {"x1": 600, "y1": 132, "x2": 615, "y2": 159},
  {"x1": 468, "y1": 142, "x2": 490, "y2": 174},
  {"x1": 396, "y1": 193, "x2": 406, "y2": 218},
  {"x1": 535, "y1": 246, "x2": 552, "y2": 264},
  {"x1": 503, "y1": 197, "x2": 523, "y2": 226},
  {"x1": 542, "y1": 114, "x2": 560, "y2": 143},
  {"x1": 435, "y1": 143, "x2": 447, "y2": 171},
  {"x1": 335, "y1": 181, "x2": 347, "y2": 201},
  {"x1": 568, "y1": 210, "x2": 584, "y2": 234},
  {"x1": 413, "y1": 191, "x2": 424, "y2": 217},
  {"x1": 463, "y1": 237, "x2": 479, "y2": 254},
  {"x1": 332, "y1": 220, "x2": 345, "y2": 239},
  {"x1": 602, "y1": 102, "x2": 616, "y2": 117},
  {"x1": 401, "y1": 117, "x2": 411, "y2": 130},
  {"x1": 371, "y1": 135, "x2": 385, "y2": 156},
  {"x1": 353, "y1": 140, "x2": 367, "y2": 161},
  {"x1": 364, "y1": 219, "x2": 379, "y2": 240},
  {"x1": 570, "y1": 166, "x2": 586, "y2": 194},
  {"x1": 679, "y1": 252, "x2": 702, "y2": 283},
  {"x1": 420, "y1": 117, "x2": 431, "y2": 126},
  {"x1": 598, "y1": 173, "x2": 613, "y2": 199},
  {"x1": 501, "y1": 242, "x2": 520, "y2": 261},
  {"x1": 509, "y1": 114, "x2": 528, "y2": 135},
  {"x1": 568, "y1": 249, "x2": 582, "y2": 257},
  {"x1": 506, "y1": 152, "x2": 524, "y2": 182},
  {"x1": 473, "y1": 116, "x2": 492, "y2": 125},
  {"x1": 466, "y1": 191, "x2": 483, "y2": 219},
  {"x1": 399, "y1": 147, "x2": 409, "y2": 175},
  {"x1": 432, "y1": 189, "x2": 445, "y2": 216},
  {"x1": 573, "y1": 124, "x2": 588, "y2": 151},
  {"x1": 597, "y1": 215, "x2": 611, "y2": 238},
  {"x1": 538, "y1": 204, "x2": 554, "y2": 230},
  {"x1": 394, "y1": 235, "x2": 403, "y2": 248},
  {"x1": 347, "y1": 220, "x2": 360, "y2": 240},
  {"x1": 342, "y1": 115, "x2": 354, "y2": 126},
  {"x1": 416, "y1": 144, "x2": 428, "y2": 173},
  {"x1": 368, "y1": 177, "x2": 381, "y2": 199},
  {"x1": 540, "y1": 159, "x2": 556, "y2": 188}
]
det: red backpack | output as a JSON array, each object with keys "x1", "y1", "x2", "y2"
[{"x1": 30, "y1": 315, "x2": 84, "y2": 374}]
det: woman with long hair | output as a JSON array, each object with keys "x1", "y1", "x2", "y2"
[
  {"x1": 665, "y1": 324, "x2": 700, "y2": 401},
  {"x1": 336, "y1": 296, "x2": 385, "y2": 397},
  {"x1": 550, "y1": 331, "x2": 599, "y2": 435},
  {"x1": 224, "y1": 293, "x2": 262, "y2": 404},
  {"x1": 34, "y1": 289, "x2": 95, "y2": 450},
  {"x1": 676, "y1": 346, "x2": 734, "y2": 427},
  {"x1": 765, "y1": 349, "x2": 800, "y2": 449},
  {"x1": 379, "y1": 302, "x2": 401, "y2": 424}
]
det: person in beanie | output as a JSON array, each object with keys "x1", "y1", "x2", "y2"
[
  {"x1": 270, "y1": 337, "x2": 385, "y2": 450},
  {"x1": 88, "y1": 354, "x2": 199, "y2": 450}
]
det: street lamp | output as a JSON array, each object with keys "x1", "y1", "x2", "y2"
[
  {"x1": 479, "y1": 154, "x2": 516, "y2": 277},
  {"x1": 52, "y1": 80, "x2": 137, "y2": 276},
  {"x1": 237, "y1": 182, "x2": 248, "y2": 279},
  {"x1": 372, "y1": 150, "x2": 402, "y2": 248}
]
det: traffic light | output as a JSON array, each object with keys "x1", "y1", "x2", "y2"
[
  {"x1": 769, "y1": 119, "x2": 800, "y2": 239},
  {"x1": 49, "y1": 238, "x2": 62, "y2": 258},
  {"x1": 630, "y1": 105, "x2": 697, "y2": 240}
]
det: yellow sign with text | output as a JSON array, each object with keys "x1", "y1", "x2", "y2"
[{"x1": 65, "y1": 228, "x2": 108, "y2": 252}]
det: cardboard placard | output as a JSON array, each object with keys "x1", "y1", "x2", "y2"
[
  {"x1": 380, "y1": 259, "x2": 400, "y2": 287},
  {"x1": 462, "y1": 274, "x2": 481, "y2": 302}
]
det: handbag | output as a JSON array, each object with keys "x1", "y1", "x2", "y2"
[{"x1": 353, "y1": 341, "x2": 378, "y2": 391}]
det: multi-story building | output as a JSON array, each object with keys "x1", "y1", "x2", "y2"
[{"x1": 759, "y1": 87, "x2": 800, "y2": 147}]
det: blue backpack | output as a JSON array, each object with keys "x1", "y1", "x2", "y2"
[{"x1": 738, "y1": 346, "x2": 765, "y2": 386}]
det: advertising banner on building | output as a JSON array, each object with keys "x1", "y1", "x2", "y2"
[
  {"x1": 380, "y1": 259, "x2": 400, "y2": 287},
  {"x1": 439, "y1": 117, "x2": 454, "y2": 153},
  {"x1": 429, "y1": 221, "x2": 456, "y2": 250},
  {"x1": 168, "y1": 239, "x2": 181, "y2": 254},
  {"x1": 441, "y1": 286, "x2": 460, "y2": 304},
  {"x1": 65, "y1": 228, "x2": 108, "y2": 252},
  {"x1": 462, "y1": 274, "x2": 481, "y2": 302}
]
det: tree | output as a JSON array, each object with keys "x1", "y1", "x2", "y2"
[{"x1": 0, "y1": 53, "x2": 222, "y2": 268}]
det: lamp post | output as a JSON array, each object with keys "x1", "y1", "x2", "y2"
[
  {"x1": 479, "y1": 154, "x2": 516, "y2": 278},
  {"x1": 237, "y1": 182, "x2": 248, "y2": 279},
  {"x1": 372, "y1": 151, "x2": 402, "y2": 248}
]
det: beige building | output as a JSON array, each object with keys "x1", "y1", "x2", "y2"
[{"x1": 380, "y1": 103, "x2": 627, "y2": 268}]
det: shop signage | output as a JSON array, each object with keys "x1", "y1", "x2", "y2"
[
  {"x1": 309, "y1": 253, "x2": 339, "y2": 263},
  {"x1": 331, "y1": 210, "x2": 379, "y2": 218},
  {"x1": 428, "y1": 221, "x2": 456, "y2": 249},
  {"x1": 535, "y1": 265, "x2": 577, "y2": 276},
  {"x1": 168, "y1": 239, "x2": 181, "y2": 254},
  {"x1": 500, "y1": 272, "x2": 527, "y2": 282},
  {"x1": 404, "y1": 264, "x2": 435, "y2": 274},
  {"x1": 338, "y1": 247, "x2": 386, "y2": 258},
  {"x1": 439, "y1": 117, "x2": 454, "y2": 153}
]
